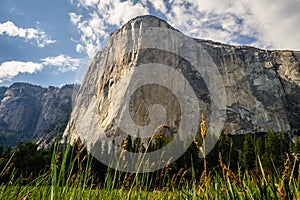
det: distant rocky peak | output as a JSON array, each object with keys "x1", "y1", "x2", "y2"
[
  {"x1": 0, "y1": 82, "x2": 73, "y2": 147},
  {"x1": 5, "y1": 82, "x2": 45, "y2": 97}
]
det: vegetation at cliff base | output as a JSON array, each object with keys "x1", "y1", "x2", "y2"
[{"x1": 0, "y1": 128, "x2": 300, "y2": 199}]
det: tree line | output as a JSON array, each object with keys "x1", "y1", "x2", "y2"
[{"x1": 0, "y1": 130, "x2": 299, "y2": 188}]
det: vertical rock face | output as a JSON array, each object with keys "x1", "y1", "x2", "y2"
[
  {"x1": 0, "y1": 83, "x2": 74, "y2": 141},
  {"x1": 199, "y1": 41, "x2": 300, "y2": 133},
  {"x1": 33, "y1": 85, "x2": 74, "y2": 138},
  {"x1": 65, "y1": 15, "x2": 300, "y2": 147},
  {"x1": 0, "y1": 83, "x2": 45, "y2": 135}
]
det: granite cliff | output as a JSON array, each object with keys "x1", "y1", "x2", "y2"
[
  {"x1": 63, "y1": 15, "x2": 299, "y2": 146},
  {"x1": 0, "y1": 83, "x2": 74, "y2": 147}
]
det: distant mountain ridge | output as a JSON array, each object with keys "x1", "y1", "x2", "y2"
[{"x1": 0, "y1": 82, "x2": 74, "y2": 147}]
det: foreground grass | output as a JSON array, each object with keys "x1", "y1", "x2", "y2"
[
  {"x1": 0, "y1": 186, "x2": 178, "y2": 200},
  {"x1": 0, "y1": 180, "x2": 299, "y2": 199},
  {"x1": 1, "y1": 126, "x2": 299, "y2": 199},
  {"x1": 0, "y1": 165, "x2": 299, "y2": 200}
]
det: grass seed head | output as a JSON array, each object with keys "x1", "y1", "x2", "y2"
[
  {"x1": 201, "y1": 114, "x2": 206, "y2": 139},
  {"x1": 282, "y1": 153, "x2": 290, "y2": 181}
]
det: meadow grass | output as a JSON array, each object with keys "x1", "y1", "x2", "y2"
[
  {"x1": 0, "y1": 121, "x2": 299, "y2": 199},
  {"x1": 0, "y1": 161, "x2": 299, "y2": 200},
  {"x1": 0, "y1": 153, "x2": 299, "y2": 199}
]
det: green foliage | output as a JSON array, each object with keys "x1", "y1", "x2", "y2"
[
  {"x1": 263, "y1": 130, "x2": 289, "y2": 171},
  {"x1": 132, "y1": 137, "x2": 144, "y2": 153},
  {"x1": 0, "y1": 131, "x2": 299, "y2": 199},
  {"x1": 13, "y1": 142, "x2": 50, "y2": 176},
  {"x1": 255, "y1": 137, "x2": 264, "y2": 157},
  {"x1": 243, "y1": 133, "x2": 255, "y2": 170},
  {"x1": 0, "y1": 131, "x2": 31, "y2": 149},
  {"x1": 295, "y1": 137, "x2": 300, "y2": 154},
  {"x1": 124, "y1": 135, "x2": 132, "y2": 152}
]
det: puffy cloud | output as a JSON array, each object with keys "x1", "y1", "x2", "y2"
[
  {"x1": 104, "y1": 1, "x2": 149, "y2": 26},
  {"x1": 164, "y1": 1, "x2": 269, "y2": 48},
  {"x1": 76, "y1": 44, "x2": 84, "y2": 53},
  {"x1": 0, "y1": 61, "x2": 43, "y2": 83},
  {"x1": 69, "y1": 12, "x2": 82, "y2": 25},
  {"x1": 0, "y1": 21, "x2": 56, "y2": 47},
  {"x1": 188, "y1": 0, "x2": 236, "y2": 12},
  {"x1": 69, "y1": 0, "x2": 300, "y2": 55},
  {"x1": 41, "y1": 55, "x2": 81, "y2": 72},
  {"x1": 150, "y1": 0, "x2": 167, "y2": 13},
  {"x1": 0, "y1": 55, "x2": 83, "y2": 82},
  {"x1": 165, "y1": 0, "x2": 299, "y2": 50},
  {"x1": 244, "y1": 0, "x2": 300, "y2": 50},
  {"x1": 70, "y1": 0, "x2": 149, "y2": 58},
  {"x1": 69, "y1": 11, "x2": 108, "y2": 58},
  {"x1": 78, "y1": 0, "x2": 100, "y2": 7}
]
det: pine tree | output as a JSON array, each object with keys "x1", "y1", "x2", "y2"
[
  {"x1": 133, "y1": 137, "x2": 143, "y2": 153},
  {"x1": 124, "y1": 135, "x2": 132, "y2": 152},
  {"x1": 264, "y1": 130, "x2": 281, "y2": 169},
  {"x1": 243, "y1": 133, "x2": 255, "y2": 170},
  {"x1": 255, "y1": 137, "x2": 264, "y2": 157},
  {"x1": 217, "y1": 132, "x2": 232, "y2": 164},
  {"x1": 295, "y1": 137, "x2": 300, "y2": 154}
]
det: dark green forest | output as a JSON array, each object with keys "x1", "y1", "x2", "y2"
[{"x1": 1, "y1": 130, "x2": 300, "y2": 189}]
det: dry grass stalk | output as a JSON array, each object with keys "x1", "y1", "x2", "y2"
[
  {"x1": 76, "y1": 140, "x2": 82, "y2": 162},
  {"x1": 0, "y1": 162, "x2": 13, "y2": 178},
  {"x1": 193, "y1": 114, "x2": 208, "y2": 199},
  {"x1": 171, "y1": 168, "x2": 184, "y2": 188},
  {"x1": 218, "y1": 153, "x2": 226, "y2": 181},
  {"x1": 87, "y1": 166, "x2": 93, "y2": 183},
  {"x1": 200, "y1": 114, "x2": 206, "y2": 139},
  {"x1": 21, "y1": 189, "x2": 33, "y2": 200},
  {"x1": 21, "y1": 172, "x2": 33, "y2": 183},
  {"x1": 154, "y1": 133, "x2": 164, "y2": 140},
  {"x1": 275, "y1": 183, "x2": 286, "y2": 200},
  {"x1": 121, "y1": 138, "x2": 128, "y2": 152},
  {"x1": 282, "y1": 153, "x2": 290, "y2": 182},
  {"x1": 193, "y1": 139, "x2": 202, "y2": 152},
  {"x1": 69, "y1": 173, "x2": 77, "y2": 186},
  {"x1": 179, "y1": 169, "x2": 190, "y2": 187},
  {"x1": 56, "y1": 152, "x2": 62, "y2": 165},
  {"x1": 219, "y1": 152, "x2": 247, "y2": 193},
  {"x1": 298, "y1": 164, "x2": 300, "y2": 181},
  {"x1": 121, "y1": 172, "x2": 132, "y2": 189},
  {"x1": 200, "y1": 170, "x2": 206, "y2": 184}
]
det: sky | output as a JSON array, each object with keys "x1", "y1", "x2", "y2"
[{"x1": 0, "y1": 0, "x2": 299, "y2": 87}]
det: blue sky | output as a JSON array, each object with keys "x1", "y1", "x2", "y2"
[{"x1": 0, "y1": 0, "x2": 299, "y2": 87}]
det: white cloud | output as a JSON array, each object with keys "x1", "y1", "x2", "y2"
[
  {"x1": 0, "y1": 55, "x2": 83, "y2": 82},
  {"x1": 76, "y1": 44, "x2": 84, "y2": 53},
  {"x1": 189, "y1": 0, "x2": 236, "y2": 12},
  {"x1": 0, "y1": 61, "x2": 43, "y2": 83},
  {"x1": 163, "y1": 1, "x2": 272, "y2": 49},
  {"x1": 69, "y1": 11, "x2": 108, "y2": 58},
  {"x1": 69, "y1": 0, "x2": 300, "y2": 52},
  {"x1": 150, "y1": 0, "x2": 167, "y2": 13},
  {"x1": 79, "y1": 0, "x2": 99, "y2": 7},
  {"x1": 244, "y1": 0, "x2": 300, "y2": 50},
  {"x1": 41, "y1": 55, "x2": 81, "y2": 72},
  {"x1": 70, "y1": 0, "x2": 149, "y2": 58},
  {"x1": 105, "y1": 1, "x2": 149, "y2": 26},
  {"x1": 165, "y1": 0, "x2": 300, "y2": 50},
  {"x1": 0, "y1": 21, "x2": 56, "y2": 47},
  {"x1": 69, "y1": 12, "x2": 83, "y2": 25}
]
